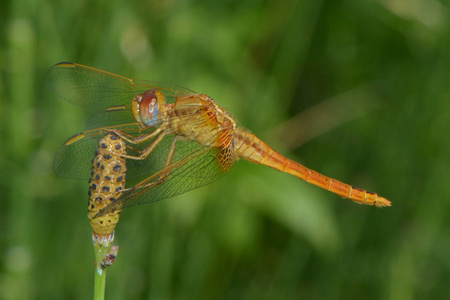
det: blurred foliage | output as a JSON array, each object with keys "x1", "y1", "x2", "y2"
[{"x1": 1, "y1": 0, "x2": 450, "y2": 299}]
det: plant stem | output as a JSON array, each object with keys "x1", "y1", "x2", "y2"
[
  {"x1": 93, "y1": 266, "x2": 106, "y2": 300},
  {"x1": 92, "y1": 238, "x2": 113, "y2": 300}
]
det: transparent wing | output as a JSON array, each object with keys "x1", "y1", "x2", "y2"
[
  {"x1": 46, "y1": 62, "x2": 195, "y2": 114},
  {"x1": 97, "y1": 137, "x2": 236, "y2": 216}
]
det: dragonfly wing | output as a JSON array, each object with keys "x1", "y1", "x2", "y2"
[
  {"x1": 46, "y1": 62, "x2": 196, "y2": 113},
  {"x1": 46, "y1": 63, "x2": 142, "y2": 112},
  {"x1": 97, "y1": 137, "x2": 236, "y2": 216}
]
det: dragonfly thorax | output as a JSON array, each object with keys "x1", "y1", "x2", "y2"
[{"x1": 168, "y1": 94, "x2": 236, "y2": 147}]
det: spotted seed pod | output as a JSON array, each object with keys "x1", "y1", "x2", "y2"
[{"x1": 88, "y1": 132, "x2": 127, "y2": 242}]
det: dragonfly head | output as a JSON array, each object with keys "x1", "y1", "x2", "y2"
[{"x1": 132, "y1": 89, "x2": 165, "y2": 128}]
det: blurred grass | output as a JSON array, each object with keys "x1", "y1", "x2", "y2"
[{"x1": 1, "y1": 0, "x2": 450, "y2": 299}]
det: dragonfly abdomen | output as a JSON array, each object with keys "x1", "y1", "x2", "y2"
[{"x1": 234, "y1": 130, "x2": 391, "y2": 207}]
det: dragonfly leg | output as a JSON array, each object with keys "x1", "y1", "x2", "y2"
[
  {"x1": 158, "y1": 135, "x2": 178, "y2": 180},
  {"x1": 104, "y1": 128, "x2": 167, "y2": 161},
  {"x1": 121, "y1": 131, "x2": 167, "y2": 160},
  {"x1": 126, "y1": 136, "x2": 179, "y2": 188},
  {"x1": 107, "y1": 126, "x2": 165, "y2": 145}
]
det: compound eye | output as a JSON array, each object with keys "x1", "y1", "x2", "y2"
[{"x1": 139, "y1": 90, "x2": 159, "y2": 127}]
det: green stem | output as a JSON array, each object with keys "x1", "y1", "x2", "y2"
[
  {"x1": 92, "y1": 237, "x2": 113, "y2": 300},
  {"x1": 93, "y1": 265, "x2": 107, "y2": 300}
]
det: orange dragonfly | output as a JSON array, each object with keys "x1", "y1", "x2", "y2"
[{"x1": 47, "y1": 63, "x2": 391, "y2": 217}]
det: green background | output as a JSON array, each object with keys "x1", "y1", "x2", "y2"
[{"x1": 1, "y1": 0, "x2": 449, "y2": 299}]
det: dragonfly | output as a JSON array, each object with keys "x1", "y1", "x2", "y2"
[{"x1": 47, "y1": 63, "x2": 391, "y2": 218}]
